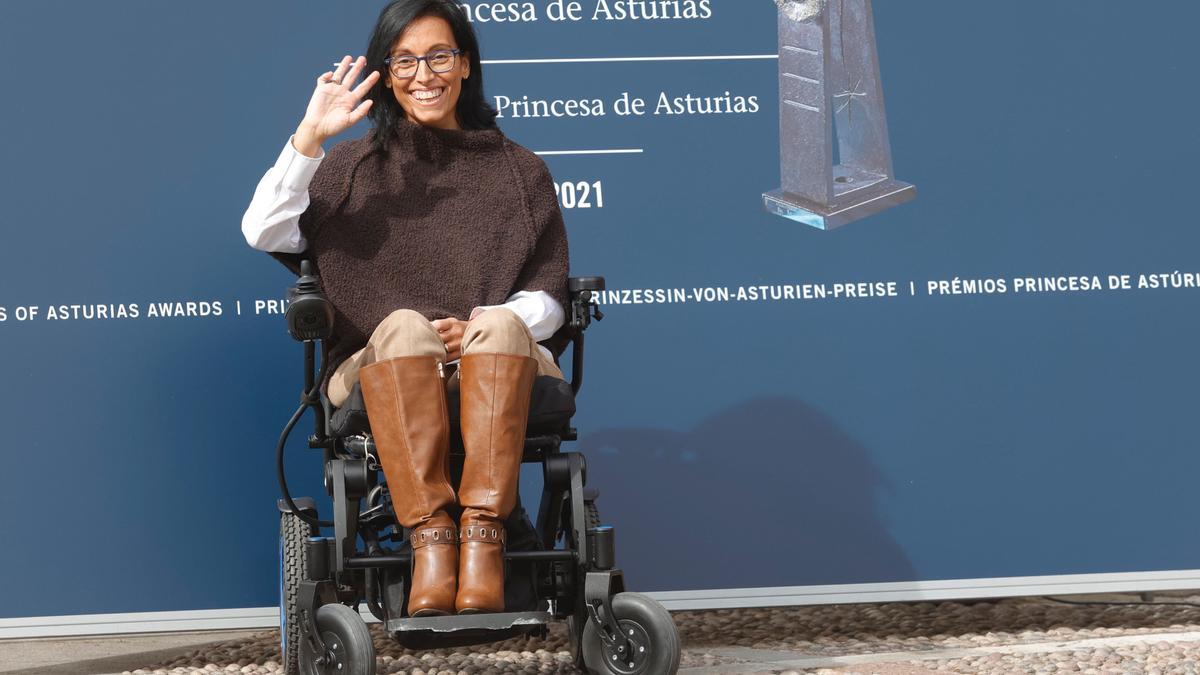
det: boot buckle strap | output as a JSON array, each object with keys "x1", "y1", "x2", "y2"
[
  {"x1": 460, "y1": 525, "x2": 505, "y2": 545},
  {"x1": 411, "y1": 526, "x2": 458, "y2": 550}
]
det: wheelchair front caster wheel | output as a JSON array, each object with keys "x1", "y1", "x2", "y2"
[
  {"x1": 299, "y1": 604, "x2": 376, "y2": 675},
  {"x1": 581, "y1": 592, "x2": 680, "y2": 675}
]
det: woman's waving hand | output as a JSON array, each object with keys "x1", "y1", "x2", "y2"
[{"x1": 293, "y1": 56, "x2": 380, "y2": 157}]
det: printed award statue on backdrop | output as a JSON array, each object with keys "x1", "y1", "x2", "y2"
[{"x1": 764, "y1": 0, "x2": 916, "y2": 230}]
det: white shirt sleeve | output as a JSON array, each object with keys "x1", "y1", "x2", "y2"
[
  {"x1": 240, "y1": 136, "x2": 324, "y2": 253},
  {"x1": 472, "y1": 291, "x2": 566, "y2": 342}
]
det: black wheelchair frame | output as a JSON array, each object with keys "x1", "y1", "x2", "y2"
[{"x1": 274, "y1": 263, "x2": 680, "y2": 675}]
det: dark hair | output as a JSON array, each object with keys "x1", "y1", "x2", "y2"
[{"x1": 365, "y1": 0, "x2": 498, "y2": 152}]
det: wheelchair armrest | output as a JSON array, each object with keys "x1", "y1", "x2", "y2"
[
  {"x1": 565, "y1": 276, "x2": 605, "y2": 395},
  {"x1": 569, "y1": 276, "x2": 605, "y2": 293}
]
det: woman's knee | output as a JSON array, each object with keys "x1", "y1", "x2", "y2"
[
  {"x1": 462, "y1": 307, "x2": 531, "y2": 354},
  {"x1": 379, "y1": 308, "x2": 428, "y2": 329},
  {"x1": 369, "y1": 309, "x2": 443, "y2": 358}
]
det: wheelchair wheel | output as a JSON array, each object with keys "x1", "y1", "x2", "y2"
[
  {"x1": 567, "y1": 613, "x2": 587, "y2": 671},
  {"x1": 279, "y1": 511, "x2": 313, "y2": 675},
  {"x1": 580, "y1": 592, "x2": 680, "y2": 675},
  {"x1": 566, "y1": 497, "x2": 603, "y2": 670},
  {"x1": 299, "y1": 603, "x2": 376, "y2": 675}
]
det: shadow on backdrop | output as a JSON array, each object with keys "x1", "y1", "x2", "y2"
[{"x1": 579, "y1": 396, "x2": 915, "y2": 592}]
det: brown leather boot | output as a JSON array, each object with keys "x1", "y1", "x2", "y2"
[
  {"x1": 359, "y1": 356, "x2": 458, "y2": 617},
  {"x1": 455, "y1": 353, "x2": 537, "y2": 614}
]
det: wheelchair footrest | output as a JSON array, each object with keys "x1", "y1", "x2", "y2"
[
  {"x1": 386, "y1": 611, "x2": 552, "y2": 634},
  {"x1": 346, "y1": 550, "x2": 573, "y2": 569}
]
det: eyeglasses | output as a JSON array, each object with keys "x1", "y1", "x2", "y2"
[{"x1": 383, "y1": 49, "x2": 462, "y2": 79}]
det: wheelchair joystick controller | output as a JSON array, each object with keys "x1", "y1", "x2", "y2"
[{"x1": 286, "y1": 261, "x2": 335, "y2": 342}]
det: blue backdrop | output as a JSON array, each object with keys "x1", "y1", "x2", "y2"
[{"x1": 2, "y1": 0, "x2": 1198, "y2": 619}]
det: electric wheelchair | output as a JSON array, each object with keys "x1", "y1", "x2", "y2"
[{"x1": 275, "y1": 261, "x2": 681, "y2": 675}]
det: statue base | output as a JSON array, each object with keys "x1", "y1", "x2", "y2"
[{"x1": 763, "y1": 171, "x2": 916, "y2": 230}]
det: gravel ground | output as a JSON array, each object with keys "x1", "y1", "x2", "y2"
[
  {"x1": 895, "y1": 640, "x2": 1200, "y2": 675},
  {"x1": 126, "y1": 594, "x2": 1200, "y2": 674}
]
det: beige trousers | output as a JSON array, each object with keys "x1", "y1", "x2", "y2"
[{"x1": 328, "y1": 308, "x2": 564, "y2": 408}]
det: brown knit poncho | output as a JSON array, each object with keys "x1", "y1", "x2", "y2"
[{"x1": 273, "y1": 119, "x2": 570, "y2": 378}]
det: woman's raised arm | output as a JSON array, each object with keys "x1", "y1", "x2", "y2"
[{"x1": 241, "y1": 57, "x2": 380, "y2": 253}]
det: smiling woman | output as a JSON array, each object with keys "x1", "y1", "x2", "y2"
[
  {"x1": 240, "y1": 0, "x2": 572, "y2": 628},
  {"x1": 360, "y1": 0, "x2": 499, "y2": 151},
  {"x1": 378, "y1": 16, "x2": 471, "y2": 130}
]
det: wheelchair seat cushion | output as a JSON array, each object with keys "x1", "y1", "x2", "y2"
[{"x1": 329, "y1": 374, "x2": 575, "y2": 438}]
